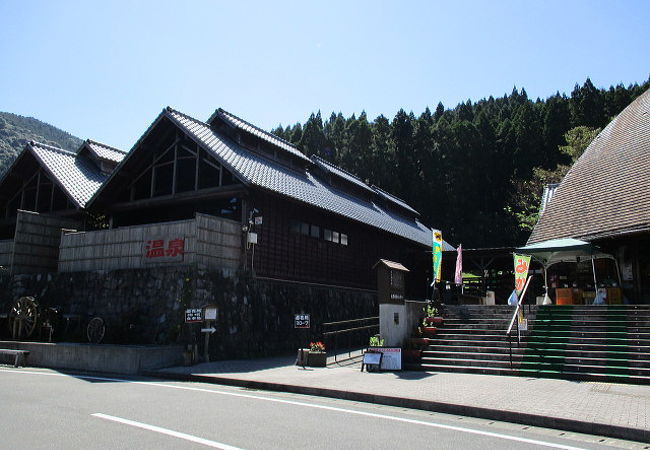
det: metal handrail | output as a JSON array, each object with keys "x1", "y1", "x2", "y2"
[
  {"x1": 322, "y1": 316, "x2": 379, "y2": 328},
  {"x1": 321, "y1": 316, "x2": 379, "y2": 363},
  {"x1": 506, "y1": 276, "x2": 533, "y2": 368}
]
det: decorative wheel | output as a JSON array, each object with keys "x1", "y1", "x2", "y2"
[
  {"x1": 8, "y1": 296, "x2": 39, "y2": 340},
  {"x1": 86, "y1": 317, "x2": 106, "y2": 344}
]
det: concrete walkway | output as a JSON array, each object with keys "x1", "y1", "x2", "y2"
[{"x1": 150, "y1": 355, "x2": 650, "y2": 443}]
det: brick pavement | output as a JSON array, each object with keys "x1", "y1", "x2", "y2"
[{"x1": 151, "y1": 355, "x2": 650, "y2": 443}]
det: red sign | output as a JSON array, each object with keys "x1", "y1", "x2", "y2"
[{"x1": 143, "y1": 237, "x2": 185, "y2": 262}]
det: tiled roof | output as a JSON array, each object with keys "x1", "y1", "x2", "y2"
[
  {"x1": 311, "y1": 155, "x2": 376, "y2": 195},
  {"x1": 528, "y1": 89, "x2": 650, "y2": 244},
  {"x1": 208, "y1": 108, "x2": 312, "y2": 163},
  {"x1": 372, "y1": 185, "x2": 419, "y2": 217},
  {"x1": 28, "y1": 141, "x2": 107, "y2": 208},
  {"x1": 167, "y1": 108, "x2": 434, "y2": 247},
  {"x1": 539, "y1": 183, "x2": 559, "y2": 214},
  {"x1": 83, "y1": 139, "x2": 127, "y2": 163}
]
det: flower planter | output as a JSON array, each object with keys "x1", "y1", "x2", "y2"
[
  {"x1": 425, "y1": 317, "x2": 444, "y2": 326},
  {"x1": 402, "y1": 349, "x2": 422, "y2": 362},
  {"x1": 407, "y1": 337, "x2": 429, "y2": 347},
  {"x1": 307, "y1": 351, "x2": 327, "y2": 367},
  {"x1": 421, "y1": 326, "x2": 437, "y2": 337}
]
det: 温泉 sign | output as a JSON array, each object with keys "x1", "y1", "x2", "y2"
[
  {"x1": 143, "y1": 237, "x2": 185, "y2": 263},
  {"x1": 185, "y1": 308, "x2": 202, "y2": 323},
  {"x1": 373, "y1": 347, "x2": 402, "y2": 370},
  {"x1": 294, "y1": 314, "x2": 310, "y2": 328}
]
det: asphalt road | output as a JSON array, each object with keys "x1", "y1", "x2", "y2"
[{"x1": 0, "y1": 367, "x2": 644, "y2": 450}]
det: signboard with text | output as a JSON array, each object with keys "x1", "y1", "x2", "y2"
[
  {"x1": 185, "y1": 308, "x2": 203, "y2": 323},
  {"x1": 372, "y1": 347, "x2": 402, "y2": 370},
  {"x1": 143, "y1": 237, "x2": 185, "y2": 263},
  {"x1": 294, "y1": 314, "x2": 310, "y2": 328}
]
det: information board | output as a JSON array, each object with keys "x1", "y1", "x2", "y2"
[
  {"x1": 185, "y1": 308, "x2": 203, "y2": 323},
  {"x1": 373, "y1": 347, "x2": 402, "y2": 370},
  {"x1": 294, "y1": 314, "x2": 310, "y2": 328}
]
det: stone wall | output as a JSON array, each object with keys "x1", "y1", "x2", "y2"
[{"x1": 0, "y1": 267, "x2": 377, "y2": 360}]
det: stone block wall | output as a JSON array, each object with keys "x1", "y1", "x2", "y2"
[{"x1": 0, "y1": 267, "x2": 377, "y2": 360}]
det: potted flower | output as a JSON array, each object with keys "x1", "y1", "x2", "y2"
[
  {"x1": 368, "y1": 335, "x2": 385, "y2": 348},
  {"x1": 420, "y1": 305, "x2": 440, "y2": 337},
  {"x1": 423, "y1": 304, "x2": 444, "y2": 326},
  {"x1": 307, "y1": 341, "x2": 327, "y2": 367}
]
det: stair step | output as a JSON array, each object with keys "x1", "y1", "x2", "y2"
[{"x1": 411, "y1": 305, "x2": 650, "y2": 385}]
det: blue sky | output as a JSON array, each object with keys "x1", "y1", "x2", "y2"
[{"x1": 1, "y1": 0, "x2": 648, "y2": 150}]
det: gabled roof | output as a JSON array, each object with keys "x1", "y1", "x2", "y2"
[
  {"x1": 207, "y1": 108, "x2": 311, "y2": 163},
  {"x1": 98, "y1": 107, "x2": 432, "y2": 247},
  {"x1": 80, "y1": 139, "x2": 127, "y2": 164},
  {"x1": 23, "y1": 141, "x2": 106, "y2": 208},
  {"x1": 371, "y1": 185, "x2": 420, "y2": 217},
  {"x1": 528, "y1": 89, "x2": 650, "y2": 244},
  {"x1": 311, "y1": 155, "x2": 376, "y2": 195}
]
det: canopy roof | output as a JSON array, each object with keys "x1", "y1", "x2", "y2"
[{"x1": 516, "y1": 238, "x2": 614, "y2": 267}]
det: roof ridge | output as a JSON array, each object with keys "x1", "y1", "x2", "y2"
[
  {"x1": 311, "y1": 155, "x2": 368, "y2": 183},
  {"x1": 166, "y1": 106, "x2": 210, "y2": 127},
  {"x1": 371, "y1": 184, "x2": 408, "y2": 203},
  {"x1": 217, "y1": 108, "x2": 298, "y2": 149},
  {"x1": 28, "y1": 140, "x2": 76, "y2": 156},
  {"x1": 86, "y1": 138, "x2": 126, "y2": 154}
]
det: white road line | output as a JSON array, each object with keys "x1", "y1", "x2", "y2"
[
  {"x1": 92, "y1": 413, "x2": 242, "y2": 450},
  {"x1": 3, "y1": 368, "x2": 586, "y2": 450}
]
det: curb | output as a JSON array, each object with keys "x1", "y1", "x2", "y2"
[{"x1": 146, "y1": 370, "x2": 648, "y2": 443}]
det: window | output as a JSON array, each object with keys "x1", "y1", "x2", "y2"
[
  {"x1": 324, "y1": 229, "x2": 332, "y2": 241},
  {"x1": 332, "y1": 231, "x2": 339, "y2": 244},
  {"x1": 310, "y1": 225, "x2": 320, "y2": 238},
  {"x1": 300, "y1": 222, "x2": 309, "y2": 236},
  {"x1": 340, "y1": 234, "x2": 348, "y2": 246}
]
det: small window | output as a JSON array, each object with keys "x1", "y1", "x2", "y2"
[
  {"x1": 300, "y1": 222, "x2": 309, "y2": 236},
  {"x1": 310, "y1": 225, "x2": 320, "y2": 238},
  {"x1": 332, "y1": 231, "x2": 339, "y2": 243},
  {"x1": 340, "y1": 234, "x2": 348, "y2": 246},
  {"x1": 324, "y1": 229, "x2": 332, "y2": 241},
  {"x1": 290, "y1": 221, "x2": 301, "y2": 234}
]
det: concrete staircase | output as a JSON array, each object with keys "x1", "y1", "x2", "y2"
[{"x1": 407, "y1": 304, "x2": 650, "y2": 384}]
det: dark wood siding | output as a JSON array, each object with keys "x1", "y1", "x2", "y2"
[{"x1": 248, "y1": 191, "x2": 429, "y2": 298}]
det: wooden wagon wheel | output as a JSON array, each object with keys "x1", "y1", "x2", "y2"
[
  {"x1": 86, "y1": 316, "x2": 106, "y2": 344},
  {"x1": 8, "y1": 296, "x2": 39, "y2": 340}
]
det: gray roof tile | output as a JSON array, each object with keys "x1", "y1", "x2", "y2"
[
  {"x1": 168, "y1": 109, "x2": 434, "y2": 247},
  {"x1": 528, "y1": 89, "x2": 650, "y2": 244},
  {"x1": 29, "y1": 141, "x2": 107, "y2": 208},
  {"x1": 83, "y1": 139, "x2": 127, "y2": 163},
  {"x1": 209, "y1": 108, "x2": 312, "y2": 163},
  {"x1": 311, "y1": 155, "x2": 376, "y2": 195}
]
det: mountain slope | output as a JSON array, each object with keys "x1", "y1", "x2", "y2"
[{"x1": 0, "y1": 112, "x2": 83, "y2": 176}]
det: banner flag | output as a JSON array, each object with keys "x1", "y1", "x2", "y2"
[
  {"x1": 513, "y1": 253, "x2": 531, "y2": 298},
  {"x1": 454, "y1": 244, "x2": 463, "y2": 285},
  {"x1": 432, "y1": 229, "x2": 443, "y2": 284}
]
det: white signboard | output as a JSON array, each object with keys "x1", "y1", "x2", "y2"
[
  {"x1": 373, "y1": 347, "x2": 402, "y2": 370},
  {"x1": 204, "y1": 307, "x2": 218, "y2": 321}
]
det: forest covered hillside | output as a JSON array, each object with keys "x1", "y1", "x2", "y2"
[
  {"x1": 271, "y1": 78, "x2": 650, "y2": 248},
  {"x1": 0, "y1": 112, "x2": 83, "y2": 176}
]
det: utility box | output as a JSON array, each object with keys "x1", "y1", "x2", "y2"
[{"x1": 373, "y1": 259, "x2": 409, "y2": 305}]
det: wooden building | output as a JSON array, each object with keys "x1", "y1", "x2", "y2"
[
  {"x1": 0, "y1": 139, "x2": 126, "y2": 272},
  {"x1": 87, "y1": 107, "x2": 446, "y2": 297},
  {"x1": 527, "y1": 89, "x2": 650, "y2": 303}
]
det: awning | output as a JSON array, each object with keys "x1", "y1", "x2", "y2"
[
  {"x1": 516, "y1": 238, "x2": 621, "y2": 301},
  {"x1": 515, "y1": 238, "x2": 614, "y2": 267}
]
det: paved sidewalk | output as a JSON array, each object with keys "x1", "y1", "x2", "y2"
[{"x1": 150, "y1": 355, "x2": 650, "y2": 443}]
